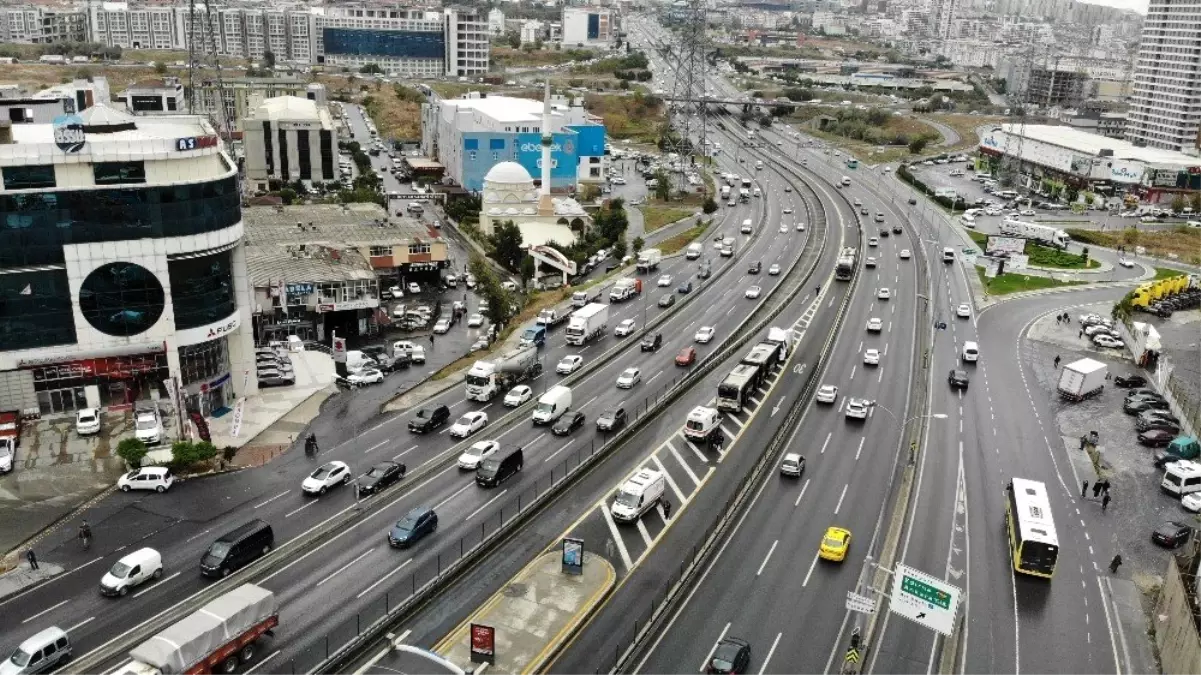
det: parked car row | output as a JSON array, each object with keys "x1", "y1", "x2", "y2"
[
  {"x1": 1136, "y1": 287, "x2": 1200, "y2": 319},
  {"x1": 1078, "y1": 313, "x2": 1125, "y2": 350},
  {"x1": 257, "y1": 346, "x2": 296, "y2": 388}
]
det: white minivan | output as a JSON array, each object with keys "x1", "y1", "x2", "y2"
[
  {"x1": 962, "y1": 341, "x2": 979, "y2": 363},
  {"x1": 1161, "y1": 460, "x2": 1201, "y2": 497},
  {"x1": 99, "y1": 547, "x2": 163, "y2": 596},
  {"x1": 942, "y1": 247, "x2": 955, "y2": 263},
  {"x1": 532, "y1": 385, "x2": 572, "y2": 425},
  {"x1": 611, "y1": 468, "x2": 666, "y2": 523},
  {"x1": 740, "y1": 219, "x2": 753, "y2": 234}
]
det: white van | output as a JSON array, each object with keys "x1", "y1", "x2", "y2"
[
  {"x1": 942, "y1": 247, "x2": 955, "y2": 263},
  {"x1": 99, "y1": 547, "x2": 163, "y2": 596},
  {"x1": 345, "y1": 350, "x2": 376, "y2": 373},
  {"x1": 840, "y1": 176, "x2": 851, "y2": 186},
  {"x1": 611, "y1": 468, "x2": 666, "y2": 523},
  {"x1": 962, "y1": 341, "x2": 979, "y2": 363},
  {"x1": 1161, "y1": 460, "x2": 1201, "y2": 496},
  {"x1": 4, "y1": 627, "x2": 71, "y2": 674},
  {"x1": 959, "y1": 214, "x2": 977, "y2": 228},
  {"x1": 686, "y1": 242, "x2": 703, "y2": 259},
  {"x1": 753, "y1": 187, "x2": 762, "y2": 198},
  {"x1": 532, "y1": 385, "x2": 572, "y2": 424},
  {"x1": 740, "y1": 219, "x2": 753, "y2": 234},
  {"x1": 683, "y1": 406, "x2": 721, "y2": 441}
]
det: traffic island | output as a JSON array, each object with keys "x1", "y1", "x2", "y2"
[{"x1": 434, "y1": 550, "x2": 615, "y2": 674}]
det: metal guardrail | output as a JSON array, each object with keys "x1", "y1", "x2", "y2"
[{"x1": 62, "y1": 157, "x2": 777, "y2": 675}]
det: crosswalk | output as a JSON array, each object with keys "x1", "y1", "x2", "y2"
[{"x1": 562, "y1": 291, "x2": 828, "y2": 573}]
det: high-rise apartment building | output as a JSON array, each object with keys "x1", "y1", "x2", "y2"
[{"x1": 1124, "y1": 0, "x2": 1201, "y2": 154}]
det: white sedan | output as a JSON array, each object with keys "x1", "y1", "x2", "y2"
[
  {"x1": 745, "y1": 286, "x2": 762, "y2": 299},
  {"x1": 779, "y1": 224, "x2": 789, "y2": 233},
  {"x1": 1118, "y1": 258, "x2": 1135, "y2": 268},
  {"x1": 1093, "y1": 334, "x2": 1125, "y2": 349},
  {"x1": 433, "y1": 318, "x2": 450, "y2": 334},
  {"x1": 796, "y1": 223, "x2": 806, "y2": 231},
  {"x1": 504, "y1": 385, "x2": 532, "y2": 407},
  {"x1": 695, "y1": 326, "x2": 716, "y2": 343},
  {"x1": 615, "y1": 319, "x2": 637, "y2": 337},
  {"x1": 449, "y1": 411, "x2": 489, "y2": 439},
  {"x1": 899, "y1": 249, "x2": 911, "y2": 259},
  {"x1": 1019, "y1": 209, "x2": 1036, "y2": 217},
  {"x1": 407, "y1": 282, "x2": 421, "y2": 294},
  {"x1": 956, "y1": 303, "x2": 972, "y2": 318},
  {"x1": 657, "y1": 274, "x2": 673, "y2": 287},
  {"x1": 768, "y1": 264, "x2": 781, "y2": 275},
  {"x1": 868, "y1": 238, "x2": 879, "y2": 247},
  {"x1": 458, "y1": 440, "x2": 500, "y2": 470},
  {"x1": 865, "y1": 257, "x2": 877, "y2": 268},
  {"x1": 557, "y1": 355, "x2": 584, "y2": 374},
  {"x1": 783, "y1": 207, "x2": 793, "y2": 214},
  {"x1": 816, "y1": 385, "x2": 838, "y2": 404},
  {"x1": 1182, "y1": 492, "x2": 1201, "y2": 513},
  {"x1": 866, "y1": 317, "x2": 883, "y2": 332},
  {"x1": 864, "y1": 349, "x2": 881, "y2": 365},
  {"x1": 877, "y1": 288, "x2": 891, "y2": 300},
  {"x1": 845, "y1": 398, "x2": 869, "y2": 419},
  {"x1": 347, "y1": 368, "x2": 385, "y2": 386},
  {"x1": 302, "y1": 461, "x2": 351, "y2": 496},
  {"x1": 617, "y1": 367, "x2": 642, "y2": 389},
  {"x1": 468, "y1": 313, "x2": 484, "y2": 327}
]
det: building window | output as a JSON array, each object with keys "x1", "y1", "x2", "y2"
[
  {"x1": 178, "y1": 337, "x2": 230, "y2": 387},
  {"x1": 3, "y1": 164, "x2": 56, "y2": 190},
  {"x1": 319, "y1": 129, "x2": 334, "y2": 180},
  {"x1": 408, "y1": 242, "x2": 431, "y2": 255},
  {"x1": 278, "y1": 128, "x2": 290, "y2": 180},
  {"x1": 0, "y1": 268, "x2": 76, "y2": 351},
  {"x1": 296, "y1": 129, "x2": 312, "y2": 181},
  {"x1": 369, "y1": 245, "x2": 393, "y2": 256},
  {"x1": 79, "y1": 261, "x2": 165, "y2": 337},
  {"x1": 262, "y1": 120, "x2": 274, "y2": 175},
  {"x1": 167, "y1": 250, "x2": 236, "y2": 330},
  {"x1": 94, "y1": 161, "x2": 147, "y2": 185},
  {"x1": 468, "y1": 151, "x2": 477, "y2": 161}
]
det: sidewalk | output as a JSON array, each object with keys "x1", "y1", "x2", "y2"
[{"x1": 434, "y1": 550, "x2": 615, "y2": 674}]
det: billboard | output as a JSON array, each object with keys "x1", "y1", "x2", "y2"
[{"x1": 986, "y1": 236, "x2": 1026, "y2": 255}]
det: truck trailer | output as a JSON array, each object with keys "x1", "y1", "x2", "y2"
[
  {"x1": 465, "y1": 345, "x2": 542, "y2": 402},
  {"x1": 835, "y1": 247, "x2": 857, "y2": 280},
  {"x1": 565, "y1": 303, "x2": 609, "y2": 346},
  {"x1": 635, "y1": 248, "x2": 662, "y2": 273},
  {"x1": 1057, "y1": 358, "x2": 1107, "y2": 402},
  {"x1": 117, "y1": 584, "x2": 278, "y2": 675},
  {"x1": 999, "y1": 218, "x2": 1071, "y2": 250}
]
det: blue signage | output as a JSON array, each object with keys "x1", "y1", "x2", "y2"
[
  {"x1": 52, "y1": 114, "x2": 85, "y2": 153},
  {"x1": 286, "y1": 283, "x2": 315, "y2": 296}
]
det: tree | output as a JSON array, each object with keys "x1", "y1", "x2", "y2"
[
  {"x1": 153, "y1": 61, "x2": 168, "y2": 75},
  {"x1": 490, "y1": 220, "x2": 525, "y2": 272},
  {"x1": 469, "y1": 254, "x2": 516, "y2": 329},
  {"x1": 908, "y1": 137, "x2": 929, "y2": 154},
  {"x1": 520, "y1": 255, "x2": 536, "y2": 287},
  {"x1": 653, "y1": 169, "x2": 672, "y2": 202},
  {"x1": 360, "y1": 63, "x2": 383, "y2": 75},
  {"x1": 702, "y1": 197, "x2": 718, "y2": 214},
  {"x1": 612, "y1": 238, "x2": 628, "y2": 261},
  {"x1": 263, "y1": 50, "x2": 276, "y2": 69},
  {"x1": 279, "y1": 187, "x2": 299, "y2": 205},
  {"x1": 632, "y1": 236, "x2": 645, "y2": 255},
  {"x1": 1170, "y1": 194, "x2": 1187, "y2": 213},
  {"x1": 1191, "y1": 193, "x2": 1201, "y2": 214},
  {"x1": 116, "y1": 438, "x2": 148, "y2": 469},
  {"x1": 579, "y1": 183, "x2": 601, "y2": 202}
]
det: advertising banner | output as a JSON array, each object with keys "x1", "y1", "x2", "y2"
[
  {"x1": 469, "y1": 624, "x2": 496, "y2": 664},
  {"x1": 986, "y1": 236, "x2": 1026, "y2": 255},
  {"x1": 562, "y1": 537, "x2": 584, "y2": 575}
]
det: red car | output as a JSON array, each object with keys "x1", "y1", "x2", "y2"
[{"x1": 675, "y1": 346, "x2": 697, "y2": 366}]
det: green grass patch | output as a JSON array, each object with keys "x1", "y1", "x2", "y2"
[
  {"x1": 640, "y1": 206, "x2": 694, "y2": 233},
  {"x1": 965, "y1": 230, "x2": 988, "y2": 247},
  {"x1": 975, "y1": 266, "x2": 1085, "y2": 295},
  {"x1": 659, "y1": 223, "x2": 709, "y2": 255},
  {"x1": 1025, "y1": 243, "x2": 1099, "y2": 269},
  {"x1": 1154, "y1": 266, "x2": 1186, "y2": 280}
]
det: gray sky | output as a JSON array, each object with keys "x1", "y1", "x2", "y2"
[{"x1": 1075, "y1": 0, "x2": 1149, "y2": 13}]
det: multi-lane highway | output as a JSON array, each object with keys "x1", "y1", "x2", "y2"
[{"x1": 0, "y1": 79, "x2": 823, "y2": 672}]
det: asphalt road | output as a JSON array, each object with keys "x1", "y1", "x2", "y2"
[{"x1": 0, "y1": 102, "x2": 814, "y2": 672}]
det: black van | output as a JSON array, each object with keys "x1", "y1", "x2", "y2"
[
  {"x1": 200, "y1": 519, "x2": 274, "y2": 578},
  {"x1": 476, "y1": 447, "x2": 523, "y2": 488}
]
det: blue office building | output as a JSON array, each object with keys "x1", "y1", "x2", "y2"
[{"x1": 422, "y1": 94, "x2": 607, "y2": 193}]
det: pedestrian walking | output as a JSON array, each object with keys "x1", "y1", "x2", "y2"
[
  {"x1": 1109, "y1": 554, "x2": 1122, "y2": 574},
  {"x1": 662, "y1": 499, "x2": 672, "y2": 520},
  {"x1": 1092, "y1": 482, "x2": 1103, "y2": 498},
  {"x1": 1079, "y1": 436, "x2": 1088, "y2": 451},
  {"x1": 429, "y1": 333, "x2": 435, "y2": 346},
  {"x1": 1102, "y1": 493, "x2": 1111, "y2": 512},
  {"x1": 1081, "y1": 480, "x2": 1089, "y2": 498},
  {"x1": 1079, "y1": 328, "x2": 1084, "y2": 338},
  {"x1": 1054, "y1": 355, "x2": 1061, "y2": 369},
  {"x1": 25, "y1": 548, "x2": 38, "y2": 570},
  {"x1": 1101, "y1": 479, "x2": 1111, "y2": 495}
]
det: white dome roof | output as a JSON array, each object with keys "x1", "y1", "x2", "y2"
[{"x1": 484, "y1": 161, "x2": 533, "y2": 185}]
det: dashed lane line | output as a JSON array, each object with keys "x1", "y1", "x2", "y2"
[{"x1": 600, "y1": 503, "x2": 635, "y2": 571}]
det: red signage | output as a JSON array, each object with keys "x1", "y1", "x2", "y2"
[{"x1": 469, "y1": 624, "x2": 495, "y2": 664}]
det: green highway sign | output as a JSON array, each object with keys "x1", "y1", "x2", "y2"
[
  {"x1": 901, "y1": 575, "x2": 951, "y2": 610},
  {"x1": 888, "y1": 564, "x2": 961, "y2": 636}
]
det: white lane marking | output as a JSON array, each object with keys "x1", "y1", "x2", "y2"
[
  {"x1": 184, "y1": 529, "x2": 212, "y2": 543},
  {"x1": 724, "y1": 414, "x2": 745, "y2": 429},
  {"x1": 255, "y1": 490, "x2": 290, "y2": 509},
  {"x1": 316, "y1": 548, "x2": 375, "y2": 587},
  {"x1": 364, "y1": 439, "x2": 388, "y2": 454},
  {"x1": 849, "y1": 365, "x2": 857, "y2": 380},
  {"x1": 433, "y1": 483, "x2": 473, "y2": 512},
  {"x1": 665, "y1": 440, "x2": 702, "y2": 487},
  {"x1": 22, "y1": 599, "x2": 68, "y2": 624},
  {"x1": 133, "y1": 571, "x2": 181, "y2": 598},
  {"x1": 821, "y1": 432, "x2": 832, "y2": 454},
  {"x1": 795, "y1": 478, "x2": 811, "y2": 507},
  {"x1": 284, "y1": 500, "x2": 318, "y2": 518},
  {"x1": 756, "y1": 540, "x2": 779, "y2": 576},
  {"x1": 685, "y1": 439, "x2": 709, "y2": 463},
  {"x1": 699, "y1": 623, "x2": 732, "y2": 673},
  {"x1": 355, "y1": 558, "x2": 413, "y2": 599},
  {"x1": 65, "y1": 616, "x2": 96, "y2": 633},
  {"x1": 855, "y1": 436, "x2": 865, "y2": 461},
  {"x1": 466, "y1": 489, "x2": 508, "y2": 521},
  {"x1": 543, "y1": 440, "x2": 572, "y2": 464},
  {"x1": 759, "y1": 632, "x2": 784, "y2": 675},
  {"x1": 636, "y1": 518, "x2": 654, "y2": 547},
  {"x1": 651, "y1": 453, "x2": 688, "y2": 503},
  {"x1": 600, "y1": 503, "x2": 634, "y2": 571},
  {"x1": 834, "y1": 484, "x2": 848, "y2": 514},
  {"x1": 393, "y1": 444, "x2": 418, "y2": 461},
  {"x1": 245, "y1": 650, "x2": 282, "y2": 675},
  {"x1": 802, "y1": 552, "x2": 821, "y2": 587}
]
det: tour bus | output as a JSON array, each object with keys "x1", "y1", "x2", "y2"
[
  {"x1": 1005, "y1": 477, "x2": 1060, "y2": 578},
  {"x1": 716, "y1": 364, "x2": 761, "y2": 413}
]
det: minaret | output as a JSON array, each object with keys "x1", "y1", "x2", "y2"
[{"x1": 537, "y1": 81, "x2": 555, "y2": 216}]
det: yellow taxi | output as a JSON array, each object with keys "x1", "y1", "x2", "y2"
[{"x1": 819, "y1": 526, "x2": 852, "y2": 562}]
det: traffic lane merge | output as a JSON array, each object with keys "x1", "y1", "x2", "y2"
[{"x1": 432, "y1": 550, "x2": 615, "y2": 674}]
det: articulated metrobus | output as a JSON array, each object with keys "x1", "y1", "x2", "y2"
[
  {"x1": 1005, "y1": 477, "x2": 1060, "y2": 578},
  {"x1": 716, "y1": 364, "x2": 761, "y2": 413}
]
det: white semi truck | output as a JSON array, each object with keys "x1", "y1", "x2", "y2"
[
  {"x1": 635, "y1": 248, "x2": 662, "y2": 273},
  {"x1": 999, "y1": 218, "x2": 1071, "y2": 250},
  {"x1": 565, "y1": 303, "x2": 609, "y2": 346}
]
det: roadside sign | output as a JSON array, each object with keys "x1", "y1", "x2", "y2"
[
  {"x1": 888, "y1": 564, "x2": 960, "y2": 635},
  {"x1": 469, "y1": 624, "x2": 495, "y2": 664},
  {"x1": 845, "y1": 591, "x2": 876, "y2": 615}
]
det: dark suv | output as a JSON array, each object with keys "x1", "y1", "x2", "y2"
[
  {"x1": 948, "y1": 369, "x2": 969, "y2": 389},
  {"x1": 408, "y1": 404, "x2": 450, "y2": 433},
  {"x1": 748, "y1": 261, "x2": 762, "y2": 274},
  {"x1": 641, "y1": 332, "x2": 663, "y2": 352},
  {"x1": 596, "y1": 407, "x2": 628, "y2": 432}
]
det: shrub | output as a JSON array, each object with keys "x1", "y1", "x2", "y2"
[
  {"x1": 702, "y1": 197, "x2": 718, "y2": 214},
  {"x1": 116, "y1": 437, "x2": 148, "y2": 469},
  {"x1": 169, "y1": 440, "x2": 219, "y2": 472}
]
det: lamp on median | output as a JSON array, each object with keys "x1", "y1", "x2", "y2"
[{"x1": 869, "y1": 401, "x2": 947, "y2": 465}]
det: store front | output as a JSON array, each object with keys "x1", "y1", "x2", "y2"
[
  {"x1": 25, "y1": 348, "x2": 169, "y2": 415},
  {"x1": 257, "y1": 312, "x2": 318, "y2": 345},
  {"x1": 179, "y1": 338, "x2": 233, "y2": 417}
]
